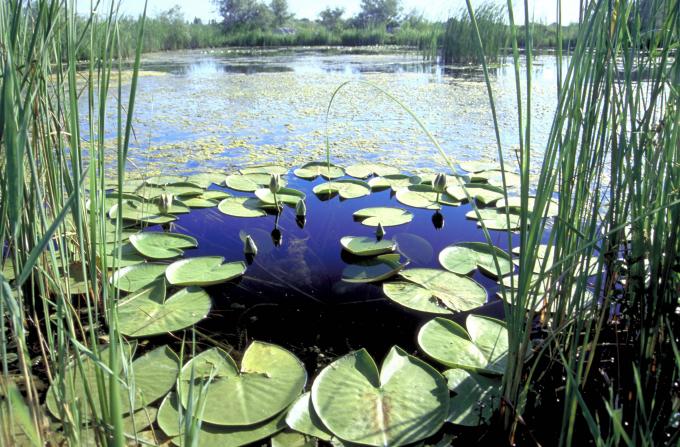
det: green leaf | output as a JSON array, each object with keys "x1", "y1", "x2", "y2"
[
  {"x1": 340, "y1": 236, "x2": 395, "y2": 256},
  {"x1": 271, "y1": 430, "x2": 316, "y2": 447},
  {"x1": 166, "y1": 257, "x2": 246, "y2": 286},
  {"x1": 311, "y1": 346, "x2": 449, "y2": 447},
  {"x1": 313, "y1": 180, "x2": 371, "y2": 199},
  {"x1": 285, "y1": 392, "x2": 333, "y2": 442},
  {"x1": 130, "y1": 232, "x2": 198, "y2": 259},
  {"x1": 445, "y1": 369, "x2": 501, "y2": 426},
  {"x1": 462, "y1": 184, "x2": 505, "y2": 205},
  {"x1": 117, "y1": 285, "x2": 211, "y2": 337},
  {"x1": 353, "y1": 207, "x2": 413, "y2": 227},
  {"x1": 345, "y1": 163, "x2": 399, "y2": 179},
  {"x1": 367, "y1": 174, "x2": 416, "y2": 191},
  {"x1": 496, "y1": 197, "x2": 559, "y2": 217},
  {"x1": 293, "y1": 162, "x2": 344, "y2": 180},
  {"x1": 186, "y1": 173, "x2": 226, "y2": 188},
  {"x1": 145, "y1": 175, "x2": 187, "y2": 186},
  {"x1": 342, "y1": 254, "x2": 407, "y2": 283},
  {"x1": 218, "y1": 197, "x2": 267, "y2": 218},
  {"x1": 255, "y1": 187, "x2": 305, "y2": 206},
  {"x1": 457, "y1": 161, "x2": 498, "y2": 173},
  {"x1": 398, "y1": 268, "x2": 487, "y2": 312},
  {"x1": 465, "y1": 209, "x2": 522, "y2": 231},
  {"x1": 383, "y1": 281, "x2": 453, "y2": 315},
  {"x1": 108, "y1": 202, "x2": 177, "y2": 224},
  {"x1": 102, "y1": 243, "x2": 146, "y2": 267},
  {"x1": 438, "y1": 242, "x2": 513, "y2": 278},
  {"x1": 181, "y1": 191, "x2": 230, "y2": 208},
  {"x1": 240, "y1": 165, "x2": 288, "y2": 175},
  {"x1": 225, "y1": 173, "x2": 286, "y2": 192},
  {"x1": 395, "y1": 184, "x2": 459, "y2": 210},
  {"x1": 470, "y1": 170, "x2": 521, "y2": 188},
  {"x1": 178, "y1": 342, "x2": 306, "y2": 426},
  {"x1": 111, "y1": 263, "x2": 167, "y2": 293}
]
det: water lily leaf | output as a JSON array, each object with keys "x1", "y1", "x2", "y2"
[
  {"x1": 399, "y1": 268, "x2": 487, "y2": 312},
  {"x1": 108, "y1": 202, "x2": 177, "y2": 224},
  {"x1": 294, "y1": 162, "x2": 344, "y2": 180},
  {"x1": 313, "y1": 180, "x2": 370, "y2": 199},
  {"x1": 271, "y1": 430, "x2": 316, "y2": 447},
  {"x1": 340, "y1": 236, "x2": 395, "y2": 256},
  {"x1": 368, "y1": 174, "x2": 415, "y2": 191},
  {"x1": 111, "y1": 263, "x2": 167, "y2": 293},
  {"x1": 393, "y1": 233, "x2": 433, "y2": 263},
  {"x1": 218, "y1": 197, "x2": 267, "y2": 218},
  {"x1": 181, "y1": 191, "x2": 230, "y2": 208},
  {"x1": 240, "y1": 165, "x2": 288, "y2": 175},
  {"x1": 417, "y1": 315, "x2": 508, "y2": 375},
  {"x1": 148, "y1": 197, "x2": 191, "y2": 214},
  {"x1": 465, "y1": 209, "x2": 522, "y2": 231},
  {"x1": 136, "y1": 183, "x2": 204, "y2": 200},
  {"x1": 166, "y1": 257, "x2": 246, "y2": 286},
  {"x1": 46, "y1": 345, "x2": 179, "y2": 420},
  {"x1": 158, "y1": 392, "x2": 287, "y2": 446},
  {"x1": 496, "y1": 197, "x2": 559, "y2": 217},
  {"x1": 439, "y1": 242, "x2": 513, "y2": 278},
  {"x1": 457, "y1": 161, "x2": 498, "y2": 173},
  {"x1": 383, "y1": 281, "x2": 453, "y2": 314},
  {"x1": 81, "y1": 406, "x2": 159, "y2": 445},
  {"x1": 342, "y1": 254, "x2": 407, "y2": 283},
  {"x1": 345, "y1": 163, "x2": 399, "y2": 179},
  {"x1": 103, "y1": 243, "x2": 146, "y2": 267},
  {"x1": 444, "y1": 185, "x2": 468, "y2": 201},
  {"x1": 353, "y1": 207, "x2": 413, "y2": 227},
  {"x1": 186, "y1": 173, "x2": 226, "y2": 188},
  {"x1": 117, "y1": 284, "x2": 211, "y2": 337},
  {"x1": 463, "y1": 184, "x2": 505, "y2": 205},
  {"x1": 1, "y1": 260, "x2": 15, "y2": 281},
  {"x1": 178, "y1": 342, "x2": 306, "y2": 426},
  {"x1": 444, "y1": 369, "x2": 501, "y2": 426},
  {"x1": 311, "y1": 346, "x2": 449, "y2": 447},
  {"x1": 225, "y1": 173, "x2": 287, "y2": 192},
  {"x1": 255, "y1": 187, "x2": 305, "y2": 206},
  {"x1": 470, "y1": 170, "x2": 521, "y2": 188},
  {"x1": 130, "y1": 232, "x2": 198, "y2": 259},
  {"x1": 395, "y1": 184, "x2": 459, "y2": 210},
  {"x1": 93, "y1": 192, "x2": 144, "y2": 213},
  {"x1": 285, "y1": 392, "x2": 333, "y2": 442},
  {"x1": 145, "y1": 175, "x2": 187, "y2": 186}
]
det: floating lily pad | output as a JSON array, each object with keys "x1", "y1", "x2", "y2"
[
  {"x1": 417, "y1": 315, "x2": 508, "y2": 375},
  {"x1": 293, "y1": 162, "x2": 344, "y2": 180},
  {"x1": 439, "y1": 242, "x2": 513, "y2": 278},
  {"x1": 1, "y1": 261, "x2": 15, "y2": 281},
  {"x1": 240, "y1": 165, "x2": 288, "y2": 175},
  {"x1": 136, "y1": 183, "x2": 204, "y2": 200},
  {"x1": 311, "y1": 346, "x2": 449, "y2": 447},
  {"x1": 158, "y1": 392, "x2": 288, "y2": 446},
  {"x1": 130, "y1": 232, "x2": 198, "y2": 259},
  {"x1": 345, "y1": 163, "x2": 399, "y2": 179},
  {"x1": 108, "y1": 202, "x2": 177, "y2": 224},
  {"x1": 148, "y1": 197, "x2": 191, "y2": 214},
  {"x1": 496, "y1": 197, "x2": 559, "y2": 217},
  {"x1": 46, "y1": 345, "x2": 179, "y2": 420},
  {"x1": 342, "y1": 254, "x2": 407, "y2": 283},
  {"x1": 103, "y1": 243, "x2": 146, "y2": 267},
  {"x1": 393, "y1": 233, "x2": 434, "y2": 263},
  {"x1": 117, "y1": 284, "x2": 211, "y2": 337},
  {"x1": 444, "y1": 184, "x2": 468, "y2": 201},
  {"x1": 81, "y1": 406, "x2": 159, "y2": 443},
  {"x1": 178, "y1": 342, "x2": 306, "y2": 426},
  {"x1": 111, "y1": 263, "x2": 167, "y2": 293},
  {"x1": 470, "y1": 170, "x2": 521, "y2": 188},
  {"x1": 340, "y1": 236, "x2": 396, "y2": 256},
  {"x1": 218, "y1": 197, "x2": 267, "y2": 218},
  {"x1": 166, "y1": 257, "x2": 246, "y2": 286},
  {"x1": 285, "y1": 392, "x2": 333, "y2": 442},
  {"x1": 255, "y1": 187, "x2": 305, "y2": 206},
  {"x1": 145, "y1": 175, "x2": 187, "y2": 186},
  {"x1": 395, "y1": 184, "x2": 459, "y2": 210},
  {"x1": 181, "y1": 191, "x2": 231, "y2": 208},
  {"x1": 225, "y1": 173, "x2": 287, "y2": 192},
  {"x1": 271, "y1": 430, "x2": 316, "y2": 447},
  {"x1": 353, "y1": 207, "x2": 413, "y2": 227},
  {"x1": 465, "y1": 209, "x2": 522, "y2": 231},
  {"x1": 383, "y1": 281, "x2": 453, "y2": 314},
  {"x1": 367, "y1": 174, "x2": 416, "y2": 191},
  {"x1": 186, "y1": 173, "x2": 226, "y2": 188},
  {"x1": 463, "y1": 184, "x2": 505, "y2": 205},
  {"x1": 457, "y1": 161, "x2": 498, "y2": 173},
  {"x1": 445, "y1": 369, "x2": 502, "y2": 426},
  {"x1": 313, "y1": 180, "x2": 371, "y2": 199}
]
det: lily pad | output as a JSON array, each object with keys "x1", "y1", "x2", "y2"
[
  {"x1": 271, "y1": 431, "x2": 316, "y2": 447},
  {"x1": 311, "y1": 346, "x2": 449, "y2": 447},
  {"x1": 439, "y1": 242, "x2": 513, "y2": 278},
  {"x1": 255, "y1": 187, "x2": 306, "y2": 206},
  {"x1": 383, "y1": 281, "x2": 453, "y2": 314},
  {"x1": 293, "y1": 162, "x2": 344, "y2": 180},
  {"x1": 178, "y1": 342, "x2": 306, "y2": 426},
  {"x1": 395, "y1": 184, "x2": 459, "y2": 210},
  {"x1": 158, "y1": 392, "x2": 288, "y2": 446},
  {"x1": 313, "y1": 180, "x2": 371, "y2": 199},
  {"x1": 186, "y1": 173, "x2": 226, "y2": 188},
  {"x1": 108, "y1": 202, "x2": 177, "y2": 224},
  {"x1": 465, "y1": 209, "x2": 522, "y2": 231},
  {"x1": 393, "y1": 233, "x2": 434, "y2": 263},
  {"x1": 181, "y1": 191, "x2": 231, "y2": 208},
  {"x1": 353, "y1": 207, "x2": 413, "y2": 227},
  {"x1": 225, "y1": 173, "x2": 287, "y2": 192},
  {"x1": 445, "y1": 369, "x2": 502, "y2": 426},
  {"x1": 166, "y1": 257, "x2": 246, "y2": 286},
  {"x1": 496, "y1": 197, "x2": 559, "y2": 217},
  {"x1": 342, "y1": 254, "x2": 407, "y2": 283},
  {"x1": 111, "y1": 263, "x2": 168, "y2": 293},
  {"x1": 117, "y1": 284, "x2": 211, "y2": 337},
  {"x1": 218, "y1": 197, "x2": 267, "y2": 218},
  {"x1": 136, "y1": 183, "x2": 204, "y2": 200},
  {"x1": 470, "y1": 170, "x2": 521, "y2": 188},
  {"x1": 285, "y1": 392, "x2": 333, "y2": 442},
  {"x1": 367, "y1": 174, "x2": 416, "y2": 191},
  {"x1": 417, "y1": 315, "x2": 508, "y2": 375},
  {"x1": 130, "y1": 232, "x2": 198, "y2": 259},
  {"x1": 398, "y1": 268, "x2": 487, "y2": 312},
  {"x1": 345, "y1": 163, "x2": 399, "y2": 179},
  {"x1": 240, "y1": 165, "x2": 288, "y2": 175},
  {"x1": 145, "y1": 175, "x2": 187, "y2": 186},
  {"x1": 103, "y1": 243, "x2": 146, "y2": 267},
  {"x1": 462, "y1": 184, "x2": 505, "y2": 205},
  {"x1": 457, "y1": 161, "x2": 498, "y2": 173},
  {"x1": 340, "y1": 236, "x2": 396, "y2": 256}
]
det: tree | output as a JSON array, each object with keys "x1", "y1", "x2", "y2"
[
  {"x1": 213, "y1": 0, "x2": 271, "y2": 31},
  {"x1": 318, "y1": 7, "x2": 344, "y2": 31},
  {"x1": 270, "y1": 0, "x2": 292, "y2": 27},
  {"x1": 355, "y1": 0, "x2": 401, "y2": 28}
]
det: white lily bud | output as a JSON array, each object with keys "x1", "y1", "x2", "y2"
[
  {"x1": 159, "y1": 192, "x2": 173, "y2": 214},
  {"x1": 295, "y1": 199, "x2": 307, "y2": 217},
  {"x1": 269, "y1": 173, "x2": 281, "y2": 194},
  {"x1": 244, "y1": 235, "x2": 258, "y2": 256},
  {"x1": 433, "y1": 173, "x2": 447, "y2": 193},
  {"x1": 376, "y1": 223, "x2": 386, "y2": 239}
]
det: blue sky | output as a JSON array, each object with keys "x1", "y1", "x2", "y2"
[{"x1": 79, "y1": 1, "x2": 581, "y2": 24}]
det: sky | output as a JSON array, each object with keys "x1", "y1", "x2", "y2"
[{"x1": 79, "y1": 0, "x2": 581, "y2": 25}]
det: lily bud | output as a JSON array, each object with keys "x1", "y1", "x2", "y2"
[
  {"x1": 159, "y1": 192, "x2": 174, "y2": 214},
  {"x1": 295, "y1": 199, "x2": 307, "y2": 217},
  {"x1": 432, "y1": 211, "x2": 445, "y2": 230},
  {"x1": 376, "y1": 223, "x2": 386, "y2": 240},
  {"x1": 244, "y1": 235, "x2": 258, "y2": 256},
  {"x1": 269, "y1": 173, "x2": 281, "y2": 194},
  {"x1": 433, "y1": 173, "x2": 447, "y2": 193}
]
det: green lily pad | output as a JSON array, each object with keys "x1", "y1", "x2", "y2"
[
  {"x1": 255, "y1": 187, "x2": 305, "y2": 206},
  {"x1": 345, "y1": 163, "x2": 399, "y2": 179},
  {"x1": 178, "y1": 342, "x2": 306, "y2": 426},
  {"x1": 225, "y1": 173, "x2": 287, "y2": 192},
  {"x1": 399, "y1": 268, "x2": 487, "y2": 312},
  {"x1": 117, "y1": 284, "x2": 211, "y2": 337},
  {"x1": 439, "y1": 242, "x2": 513, "y2": 278},
  {"x1": 186, "y1": 173, "x2": 226, "y2": 188},
  {"x1": 465, "y1": 209, "x2": 522, "y2": 231},
  {"x1": 166, "y1": 257, "x2": 246, "y2": 286},
  {"x1": 148, "y1": 197, "x2": 191, "y2": 214},
  {"x1": 470, "y1": 170, "x2": 521, "y2": 188},
  {"x1": 240, "y1": 165, "x2": 288, "y2": 175},
  {"x1": 463, "y1": 184, "x2": 505, "y2": 205},
  {"x1": 393, "y1": 233, "x2": 434, "y2": 263},
  {"x1": 108, "y1": 202, "x2": 177, "y2": 224},
  {"x1": 445, "y1": 369, "x2": 502, "y2": 426},
  {"x1": 311, "y1": 346, "x2": 449, "y2": 447},
  {"x1": 145, "y1": 175, "x2": 187, "y2": 186},
  {"x1": 102, "y1": 243, "x2": 146, "y2": 267},
  {"x1": 368, "y1": 174, "x2": 416, "y2": 191},
  {"x1": 342, "y1": 254, "x2": 407, "y2": 283},
  {"x1": 111, "y1": 263, "x2": 168, "y2": 293},
  {"x1": 158, "y1": 392, "x2": 288, "y2": 446},
  {"x1": 457, "y1": 161, "x2": 498, "y2": 173},
  {"x1": 285, "y1": 392, "x2": 333, "y2": 442},
  {"x1": 46, "y1": 345, "x2": 179, "y2": 420},
  {"x1": 417, "y1": 315, "x2": 508, "y2": 375},
  {"x1": 383, "y1": 281, "x2": 454, "y2": 314},
  {"x1": 136, "y1": 183, "x2": 204, "y2": 200},
  {"x1": 353, "y1": 207, "x2": 413, "y2": 227},
  {"x1": 340, "y1": 236, "x2": 396, "y2": 256},
  {"x1": 181, "y1": 191, "x2": 231, "y2": 208},
  {"x1": 1, "y1": 260, "x2": 15, "y2": 281},
  {"x1": 81, "y1": 406, "x2": 159, "y2": 445},
  {"x1": 496, "y1": 197, "x2": 559, "y2": 217},
  {"x1": 395, "y1": 184, "x2": 459, "y2": 210},
  {"x1": 218, "y1": 197, "x2": 267, "y2": 218},
  {"x1": 293, "y1": 162, "x2": 344, "y2": 180},
  {"x1": 130, "y1": 232, "x2": 198, "y2": 259},
  {"x1": 313, "y1": 180, "x2": 371, "y2": 199},
  {"x1": 271, "y1": 430, "x2": 316, "y2": 447}
]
